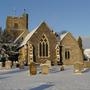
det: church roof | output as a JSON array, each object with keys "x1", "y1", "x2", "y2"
[
  {"x1": 60, "y1": 32, "x2": 69, "y2": 41},
  {"x1": 19, "y1": 21, "x2": 48, "y2": 47},
  {"x1": 14, "y1": 31, "x2": 25, "y2": 43},
  {"x1": 19, "y1": 22, "x2": 69, "y2": 48}
]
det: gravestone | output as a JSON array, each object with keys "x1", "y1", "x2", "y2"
[
  {"x1": 16, "y1": 61, "x2": 19, "y2": 67},
  {"x1": 19, "y1": 62, "x2": 24, "y2": 69},
  {"x1": 46, "y1": 60, "x2": 51, "y2": 68},
  {"x1": 29, "y1": 62, "x2": 37, "y2": 75},
  {"x1": 74, "y1": 62, "x2": 83, "y2": 74},
  {"x1": 84, "y1": 61, "x2": 90, "y2": 68},
  {"x1": 12, "y1": 61, "x2": 16, "y2": 68},
  {"x1": 0, "y1": 62, "x2": 2, "y2": 69},
  {"x1": 5, "y1": 61, "x2": 12, "y2": 69},
  {"x1": 60, "y1": 65, "x2": 64, "y2": 71},
  {"x1": 41, "y1": 64, "x2": 49, "y2": 74}
]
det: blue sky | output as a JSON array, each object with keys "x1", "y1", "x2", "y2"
[{"x1": 0, "y1": 0, "x2": 90, "y2": 37}]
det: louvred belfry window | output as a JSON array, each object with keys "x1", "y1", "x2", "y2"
[{"x1": 14, "y1": 23, "x2": 18, "y2": 29}]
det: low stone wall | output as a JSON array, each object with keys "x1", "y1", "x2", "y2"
[
  {"x1": 74, "y1": 62, "x2": 84, "y2": 73},
  {"x1": 63, "y1": 60, "x2": 76, "y2": 65},
  {"x1": 84, "y1": 61, "x2": 90, "y2": 68},
  {"x1": 63, "y1": 60, "x2": 73, "y2": 65}
]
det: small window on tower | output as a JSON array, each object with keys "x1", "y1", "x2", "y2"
[{"x1": 14, "y1": 23, "x2": 18, "y2": 29}]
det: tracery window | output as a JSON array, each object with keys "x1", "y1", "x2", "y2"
[{"x1": 39, "y1": 34, "x2": 49, "y2": 57}]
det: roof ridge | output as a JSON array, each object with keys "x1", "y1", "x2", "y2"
[
  {"x1": 60, "y1": 32, "x2": 69, "y2": 41},
  {"x1": 13, "y1": 31, "x2": 25, "y2": 43},
  {"x1": 19, "y1": 22, "x2": 43, "y2": 47},
  {"x1": 19, "y1": 21, "x2": 53, "y2": 48}
]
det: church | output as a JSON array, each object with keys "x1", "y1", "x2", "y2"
[
  {"x1": 17, "y1": 21, "x2": 83, "y2": 66},
  {"x1": 5, "y1": 12, "x2": 83, "y2": 66},
  {"x1": 5, "y1": 11, "x2": 29, "y2": 44}
]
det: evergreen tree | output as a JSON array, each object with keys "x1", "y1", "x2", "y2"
[
  {"x1": 2, "y1": 29, "x2": 14, "y2": 43},
  {"x1": 0, "y1": 27, "x2": 3, "y2": 42},
  {"x1": 0, "y1": 27, "x2": 2, "y2": 34},
  {"x1": 78, "y1": 36, "x2": 82, "y2": 48},
  {"x1": 77, "y1": 36, "x2": 84, "y2": 59}
]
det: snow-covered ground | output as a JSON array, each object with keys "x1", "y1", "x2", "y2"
[{"x1": 0, "y1": 66, "x2": 90, "y2": 90}]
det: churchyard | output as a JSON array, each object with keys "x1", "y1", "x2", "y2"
[
  {"x1": 0, "y1": 65, "x2": 90, "y2": 90},
  {"x1": 0, "y1": 57, "x2": 90, "y2": 90}
]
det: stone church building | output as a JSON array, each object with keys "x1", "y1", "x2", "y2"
[
  {"x1": 18, "y1": 21, "x2": 83, "y2": 65},
  {"x1": 5, "y1": 12, "x2": 29, "y2": 43}
]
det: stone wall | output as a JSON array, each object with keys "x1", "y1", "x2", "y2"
[
  {"x1": 61, "y1": 33, "x2": 83, "y2": 65},
  {"x1": 28, "y1": 22, "x2": 57, "y2": 64},
  {"x1": 84, "y1": 61, "x2": 90, "y2": 68},
  {"x1": 6, "y1": 14, "x2": 28, "y2": 38}
]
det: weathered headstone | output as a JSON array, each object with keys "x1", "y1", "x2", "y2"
[
  {"x1": 29, "y1": 62, "x2": 37, "y2": 75},
  {"x1": 41, "y1": 64, "x2": 49, "y2": 74},
  {"x1": 46, "y1": 60, "x2": 51, "y2": 68},
  {"x1": 0, "y1": 62, "x2": 2, "y2": 69},
  {"x1": 12, "y1": 61, "x2": 16, "y2": 68},
  {"x1": 5, "y1": 61, "x2": 12, "y2": 69},
  {"x1": 19, "y1": 61, "x2": 24, "y2": 69},
  {"x1": 60, "y1": 65, "x2": 64, "y2": 71},
  {"x1": 16, "y1": 61, "x2": 19, "y2": 67},
  {"x1": 84, "y1": 61, "x2": 90, "y2": 68},
  {"x1": 74, "y1": 62, "x2": 83, "y2": 74}
]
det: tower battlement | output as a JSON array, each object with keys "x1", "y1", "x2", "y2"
[{"x1": 6, "y1": 12, "x2": 29, "y2": 38}]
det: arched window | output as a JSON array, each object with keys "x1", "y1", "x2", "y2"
[
  {"x1": 39, "y1": 34, "x2": 49, "y2": 57},
  {"x1": 68, "y1": 51, "x2": 70, "y2": 59},
  {"x1": 39, "y1": 43, "x2": 42, "y2": 56},
  {"x1": 46, "y1": 43, "x2": 48, "y2": 56},
  {"x1": 65, "y1": 49, "x2": 70, "y2": 59}
]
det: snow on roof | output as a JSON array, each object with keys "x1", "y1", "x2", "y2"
[
  {"x1": 19, "y1": 22, "x2": 43, "y2": 47},
  {"x1": 19, "y1": 21, "x2": 52, "y2": 48},
  {"x1": 60, "y1": 32, "x2": 68, "y2": 41},
  {"x1": 84, "y1": 49, "x2": 90, "y2": 52},
  {"x1": 84, "y1": 49, "x2": 90, "y2": 58},
  {"x1": 14, "y1": 31, "x2": 25, "y2": 43}
]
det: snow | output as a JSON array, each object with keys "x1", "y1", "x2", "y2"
[
  {"x1": 19, "y1": 21, "x2": 53, "y2": 48},
  {"x1": 19, "y1": 22, "x2": 42, "y2": 48},
  {"x1": 14, "y1": 31, "x2": 25, "y2": 43},
  {"x1": 60, "y1": 32, "x2": 68, "y2": 41},
  {"x1": 0, "y1": 66, "x2": 90, "y2": 90},
  {"x1": 84, "y1": 49, "x2": 90, "y2": 58}
]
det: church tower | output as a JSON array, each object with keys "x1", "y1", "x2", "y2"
[{"x1": 6, "y1": 11, "x2": 29, "y2": 38}]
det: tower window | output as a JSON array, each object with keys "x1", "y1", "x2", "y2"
[{"x1": 14, "y1": 23, "x2": 18, "y2": 29}]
